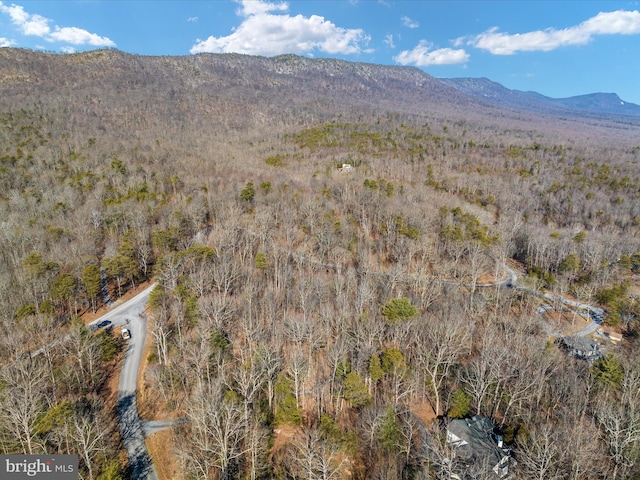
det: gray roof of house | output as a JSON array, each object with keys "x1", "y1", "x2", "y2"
[
  {"x1": 559, "y1": 335, "x2": 601, "y2": 359},
  {"x1": 446, "y1": 416, "x2": 510, "y2": 478}
]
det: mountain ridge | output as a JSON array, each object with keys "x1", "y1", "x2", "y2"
[
  {"x1": 1, "y1": 48, "x2": 639, "y2": 146},
  {"x1": 440, "y1": 76, "x2": 640, "y2": 118}
]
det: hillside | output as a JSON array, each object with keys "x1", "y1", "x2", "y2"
[
  {"x1": 2, "y1": 48, "x2": 639, "y2": 146},
  {"x1": 549, "y1": 92, "x2": 640, "y2": 116},
  {"x1": 0, "y1": 48, "x2": 639, "y2": 480},
  {"x1": 441, "y1": 76, "x2": 640, "y2": 119}
]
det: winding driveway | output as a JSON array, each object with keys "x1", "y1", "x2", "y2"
[
  {"x1": 90, "y1": 283, "x2": 159, "y2": 480},
  {"x1": 535, "y1": 292, "x2": 605, "y2": 338}
]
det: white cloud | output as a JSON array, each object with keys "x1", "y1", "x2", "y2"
[
  {"x1": 384, "y1": 33, "x2": 395, "y2": 48},
  {"x1": 48, "y1": 26, "x2": 115, "y2": 47},
  {"x1": 401, "y1": 15, "x2": 419, "y2": 29},
  {"x1": 190, "y1": 0, "x2": 370, "y2": 56},
  {"x1": 0, "y1": 1, "x2": 115, "y2": 47},
  {"x1": 0, "y1": 2, "x2": 50, "y2": 36},
  {"x1": 394, "y1": 40, "x2": 469, "y2": 66},
  {"x1": 452, "y1": 36, "x2": 465, "y2": 48},
  {"x1": 237, "y1": 0, "x2": 287, "y2": 16},
  {"x1": 187, "y1": 16, "x2": 199, "y2": 23},
  {"x1": 1, "y1": 37, "x2": 16, "y2": 47},
  {"x1": 0, "y1": 3, "x2": 26, "y2": 24},
  {"x1": 60, "y1": 45, "x2": 75, "y2": 54},
  {"x1": 469, "y1": 9, "x2": 640, "y2": 55}
]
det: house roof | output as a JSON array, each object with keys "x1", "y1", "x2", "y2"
[
  {"x1": 446, "y1": 416, "x2": 511, "y2": 478},
  {"x1": 561, "y1": 335, "x2": 598, "y2": 351},
  {"x1": 558, "y1": 335, "x2": 601, "y2": 360}
]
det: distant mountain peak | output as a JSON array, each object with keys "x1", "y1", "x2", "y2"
[{"x1": 440, "y1": 77, "x2": 640, "y2": 118}]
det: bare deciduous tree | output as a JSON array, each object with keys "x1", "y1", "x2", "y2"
[
  {"x1": 0, "y1": 360, "x2": 49, "y2": 454},
  {"x1": 417, "y1": 313, "x2": 472, "y2": 417},
  {"x1": 516, "y1": 422, "x2": 565, "y2": 480},
  {"x1": 179, "y1": 379, "x2": 247, "y2": 480},
  {"x1": 70, "y1": 408, "x2": 110, "y2": 480},
  {"x1": 595, "y1": 398, "x2": 640, "y2": 479},
  {"x1": 287, "y1": 427, "x2": 345, "y2": 480}
]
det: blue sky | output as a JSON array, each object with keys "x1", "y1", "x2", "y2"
[{"x1": 1, "y1": 1, "x2": 640, "y2": 103}]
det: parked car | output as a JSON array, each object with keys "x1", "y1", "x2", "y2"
[
  {"x1": 121, "y1": 327, "x2": 131, "y2": 340},
  {"x1": 97, "y1": 319, "x2": 112, "y2": 329}
]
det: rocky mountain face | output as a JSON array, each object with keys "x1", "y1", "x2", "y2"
[
  {"x1": 1, "y1": 48, "x2": 638, "y2": 146},
  {"x1": 550, "y1": 92, "x2": 640, "y2": 116},
  {"x1": 0, "y1": 48, "x2": 469, "y2": 113},
  {"x1": 441, "y1": 77, "x2": 640, "y2": 118},
  {"x1": 0, "y1": 49, "x2": 472, "y2": 146}
]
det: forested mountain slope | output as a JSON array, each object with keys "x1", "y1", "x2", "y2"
[{"x1": 1, "y1": 48, "x2": 639, "y2": 480}]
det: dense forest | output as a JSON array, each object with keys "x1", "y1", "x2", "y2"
[{"x1": 1, "y1": 48, "x2": 640, "y2": 480}]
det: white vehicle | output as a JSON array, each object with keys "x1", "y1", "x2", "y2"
[{"x1": 121, "y1": 327, "x2": 131, "y2": 340}]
